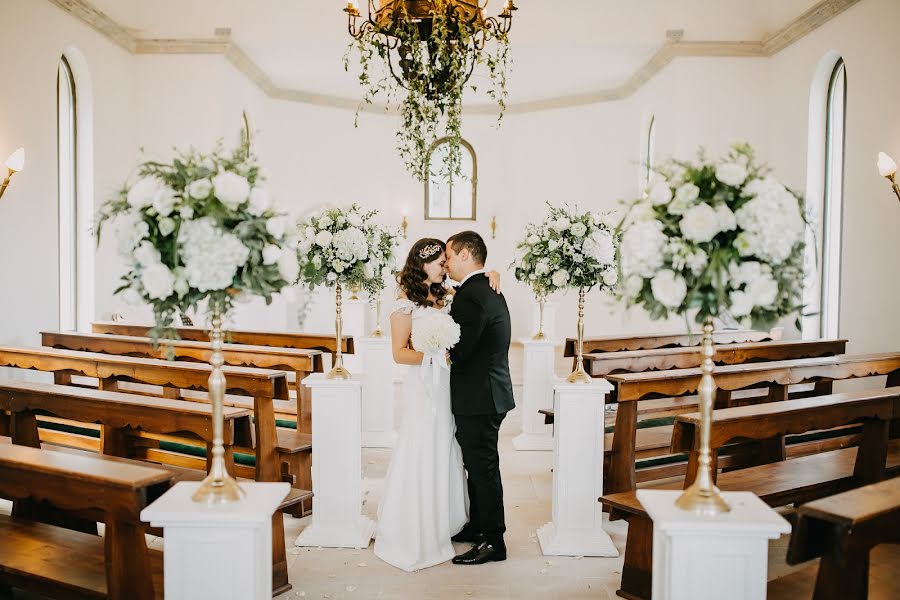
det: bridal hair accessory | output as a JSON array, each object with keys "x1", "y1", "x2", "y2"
[{"x1": 419, "y1": 244, "x2": 442, "y2": 260}]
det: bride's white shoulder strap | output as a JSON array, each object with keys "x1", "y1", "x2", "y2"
[{"x1": 392, "y1": 298, "x2": 416, "y2": 316}]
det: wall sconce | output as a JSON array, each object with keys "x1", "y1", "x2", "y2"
[
  {"x1": 401, "y1": 206, "x2": 409, "y2": 239},
  {"x1": 0, "y1": 148, "x2": 25, "y2": 202},
  {"x1": 490, "y1": 215, "x2": 497, "y2": 239}
]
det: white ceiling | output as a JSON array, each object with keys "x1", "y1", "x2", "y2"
[{"x1": 88, "y1": 0, "x2": 821, "y2": 103}]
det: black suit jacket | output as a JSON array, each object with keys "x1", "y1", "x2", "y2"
[{"x1": 448, "y1": 274, "x2": 516, "y2": 416}]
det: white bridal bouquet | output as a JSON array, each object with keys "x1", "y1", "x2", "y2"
[
  {"x1": 513, "y1": 203, "x2": 618, "y2": 295},
  {"x1": 411, "y1": 311, "x2": 461, "y2": 355},
  {"x1": 295, "y1": 204, "x2": 401, "y2": 295},
  {"x1": 96, "y1": 131, "x2": 299, "y2": 340},
  {"x1": 617, "y1": 142, "x2": 806, "y2": 328}
]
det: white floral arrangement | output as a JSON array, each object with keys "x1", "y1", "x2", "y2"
[
  {"x1": 512, "y1": 204, "x2": 618, "y2": 296},
  {"x1": 617, "y1": 142, "x2": 806, "y2": 328},
  {"x1": 295, "y1": 204, "x2": 401, "y2": 295},
  {"x1": 96, "y1": 131, "x2": 299, "y2": 340},
  {"x1": 411, "y1": 311, "x2": 461, "y2": 355}
]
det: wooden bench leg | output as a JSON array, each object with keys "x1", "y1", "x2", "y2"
[
  {"x1": 853, "y1": 419, "x2": 888, "y2": 485},
  {"x1": 105, "y1": 519, "x2": 155, "y2": 600},
  {"x1": 272, "y1": 513, "x2": 291, "y2": 596},
  {"x1": 101, "y1": 425, "x2": 132, "y2": 458},
  {"x1": 812, "y1": 549, "x2": 869, "y2": 600},
  {"x1": 9, "y1": 410, "x2": 41, "y2": 448},
  {"x1": 606, "y1": 402, "x2": 637, "y2": 494},
  {"x1": 0, "y1": 411, "x2": 9, "y2": 437},
  {"x1": 619, "y1": 514, "x2": 653, "y2": 600},
  {"x1": 281, "y1": 451, "x2": 313, "y2": 518}
]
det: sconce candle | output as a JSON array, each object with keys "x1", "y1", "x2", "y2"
[{"x1": 0, "y1": 147, "x2": 25, "y2": 201}]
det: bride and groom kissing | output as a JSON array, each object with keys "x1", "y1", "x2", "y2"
[{"x1": 374, "y1": 231, "x2": 516, "y2": 572}]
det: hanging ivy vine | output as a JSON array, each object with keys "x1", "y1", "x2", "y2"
[{"x1": 344, "y1": 1, "x2": 511, "y2": 182}]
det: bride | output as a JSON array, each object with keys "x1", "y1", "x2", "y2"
[{"x1": 374, "y1": 237, "x2": 500, "y2": 572}]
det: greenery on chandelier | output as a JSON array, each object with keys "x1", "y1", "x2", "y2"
[{"x1": 344, "y1": 1, "x2": 511, "y2": 182}]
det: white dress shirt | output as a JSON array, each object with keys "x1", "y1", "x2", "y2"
[{"x1": 458, "y1": 268, "x2": 487, "y2": 287}]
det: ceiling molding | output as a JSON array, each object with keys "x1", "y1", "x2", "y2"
[{"x1": 47, "y1": 0, "x2": 862, "y2": 116}]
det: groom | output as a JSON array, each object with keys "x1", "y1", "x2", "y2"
[{"x1": 444, "y1": 231, "x2": 516, "y2": 565}]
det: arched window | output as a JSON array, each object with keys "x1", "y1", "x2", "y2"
[
  {"x1": 57, "y1": 49, "x2": 95, "y2": 332},
  {"x1": 58, "y1": 56, "x2": 78, "y2": 330},
  {"x1": 802, "y1": 54, "x2": 846, "y2": 339},
  {"x1": 643, "y1": 115, "x2": 656, "y2": 193},
  {"x1": 425, "y1": 138, "x2": 477, "y2": 220}
]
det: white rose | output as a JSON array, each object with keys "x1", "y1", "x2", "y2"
[
  {"x1": 715, "y1": 203, "x2": 737, "y2": 232},
  {"x1": 187, "y1": 178, "x2": 213, "y2": 200},
  {"x1": 347, "y1": 213, "x2": 363, "y2": 227},
  {"x1": 650, "y1": 270, "x2": 687, "y2": 309},
  {"x1": 174, "y1": 270, "x2": 189, "y2": 298},
  {"x1": 716, "y1": 162, "x2": 749, "y2": 187},
  {"x1": 878, "y1": 152, "x2": 897, "y2": 178},
  {"x1": 551, "y1": 269, "x2": 570, "y2": 288},
  {"x1": 248, "y1": 187, "x2": 272, "y2": 216},
  {"x1": 624, "y1": 274, "x2": 644, "y2": 299},
  {"x1": 620, "y1": 220, "x2": 666, "y2": 277},
  {"x1": 570, "y1": 222, "x2": 588, "y2": 238},
  {"x1": 685, "y1": 250, "x2": 708, "y2": 276},
  {"x1": 141, "y1": 263, "x2": 175, "y2": 300},
  {"x1": 729, "y1": 290, "x2": 754, "y2": 317},
  {"x1": 304, "y1": 226, "x2": 316, "y2": 239},
  {"x1": 675, "y1": 183, "x2": 700, "y2": 204},
  {"x1": 648, "y1": 181, "x2": 673, "y2": 206},
  {"x1": 158, "y1": 217, "x2": 176, "y2": 237},
  {"x1": 179, "y1": 205, "x2": 194, "y2": 220},
  {"x1": 630, "y1": 201, "x2": 657, "y2": 222},
  {"x1": 326, "y1": 272, "x2": 338, "y2": 282},
  {"x1": 332, "y1": 259, "x2": 346, "y2": 273},
  {"x1": 679, "y1": 203, "x2": 721, "y2": 243},
  {"x1": 134, "y1": 241, "x2": 161, "y2": 267},
  {"x1": 266, "y1": 216, "x2": 287, "y2": 239},
  {"x1": 747, "y1": 273, "x2": 778, "y2": 308},
  {"x1": 548, "y1": 239, "x2": 561, "y2": 251},
  {"x1": 728, "y1": 261, "x2": 763, "y2": 286},
  {"x1": 127, "y1": 176, "x2": 161, "y2": 209},
  {"x1": 527, "y1": 234, "x2": 540, "y2": 245},
  {"x1": 212, "y1": 171, "x2": 250, "y2": 209},
  {"x1": 602, "y1": 269, "x2": 618, "y2": 286},
  {"x1": 277, "y1": 251, "x2": 299, "y2": 282},
  {"x1": 362, "y1": 261, "x2": 375, "y2": 280},
  {"x1": 315, "y1": 230, "x2": 333, "y2": 248},
  {"x1": 262, "y1": 244, "x2": 282, "y2": 265},
  {"x1": 152, "y1": 187, "x2": 177, "y2": 217},
  {"x1": 318, "y1": 216, "x2": 333, "y2": 229}
]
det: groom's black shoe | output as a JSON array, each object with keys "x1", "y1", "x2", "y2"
[
  {"x1": 451, "y1": 526, "x2": 483, "y2": 543},
  {"x1": 451, "y1": 541, "x2": 507, "y2": 565}
]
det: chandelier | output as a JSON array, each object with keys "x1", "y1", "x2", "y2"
[{"x1": 343, "y1": 1, "x2": 518, "y2": 98}]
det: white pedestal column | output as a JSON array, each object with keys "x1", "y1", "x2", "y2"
[
  {"x1": 140, "y1": 481, "x2": 289, "y2": 600},
  {"x1": 512, "y1": 338, "x2": 558, "y2": 451},
  {"x1": 358, "y1": 336, "x2": 397, "y2": 448},
  {"x1": 638, "y1": 490, "x2": 791, "y2": 600},
  {"x1": 295, "y1": 374, "x2": 375, "y2": 548},
  {"x1": 537, "y1": 380, "x2": 618, "y2": 557},
  {"x1": 341, "y1": 297, "x2": 367, "y2": 373}
]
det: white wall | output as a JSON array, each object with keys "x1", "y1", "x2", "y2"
[{"x1": 2, "y1": 0, "x2": 897, "y2": 352}]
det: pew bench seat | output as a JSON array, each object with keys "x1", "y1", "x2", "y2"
[{"x1": 0, "y1": 514, "x2": 164, "y2": 600}]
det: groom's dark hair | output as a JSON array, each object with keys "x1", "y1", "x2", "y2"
[{"x1": 447, "y1": 231, "x2": 487, "y2": 266}]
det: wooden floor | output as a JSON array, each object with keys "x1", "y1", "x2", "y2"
[{"x1": 768, "y1": 543, "x2": 900, "y2": 600}]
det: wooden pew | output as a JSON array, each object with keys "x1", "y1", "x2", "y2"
[
  {"x1": 601, "y1": 387, "x2": 900, "y2": 600},
  {"x1": 774, "y1": 477, "x2": 900, "y2": 600},
  {"x1": 604, "y1": 352, "x2": 900, "y2": 495},
  {"x1": 92, "y1": 320, "x2": 354, "y2": 357},
  {"x1": 0, "y1": 443, "x2": 172, "y2": 599},
  {"x1": 41, "y1": 330, "x2": 324, "y2": 430},
  {"x1": 564, "y1": 327, "x2": 783, "y2": 356},
  {"x1": 582, "y1": 338, "x2": 847, "y2": 377},
  {"x1": 0, "y1": 345, "x2": 306, "y2": 593},
  {"x1": 0, "y1": 381, "x2": 253, "y2": 476}
]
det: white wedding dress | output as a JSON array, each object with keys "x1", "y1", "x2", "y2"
[{"x1": 373, "y1": 299, "x2": 469, "y2": 572}]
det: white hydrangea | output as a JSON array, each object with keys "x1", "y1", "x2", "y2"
[
  {"x1": 582, "y1": 230, "x2": 616, "y2": 264},
  {"x1": 115, "y1": 211, "x2": 150, "y2": 257},
  {"x1": 735, "y1": 180, "x2": 804, "y2": 264},
  {"x1": 315, "y1": 230, "x2": 333, "y2": 248},
  {"x1": 277, "y1": 251, "x2": 299, "y2": 283},
  {"x1": 332, "y1": 227, "x2": 369, "y2": 263},
  {"x1": 620, "y1": 220, "x2": 667, "y2": 277},
  {"x1": 551, "y1": 269, "x2": 570, "y2": 288},
  {"x1": 178, "y1": 217, "x2": 250, "y2": 292},
  {"x1": 729, "y1": 290, "x2": 754, "y2": 317}
]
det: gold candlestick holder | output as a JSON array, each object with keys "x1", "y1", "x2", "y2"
[
  {"x1": 192, "y1": 303, "x2": 245, "y2": 504},
  {"x1": 674, "y1": 317, "x2": 730, "y2": 514},
  {"x1": 327, "y1": 282, "x2": 352, "y2": 380},
  {"x1": 566, "y1": 288, "x2": 592, "y2": 383},
  {"x1": 533, "y1": 293, "x2": 547, "y2": 341},
  {"x1": 370, "y1": 297, "x2": 385, "y2": 338}
]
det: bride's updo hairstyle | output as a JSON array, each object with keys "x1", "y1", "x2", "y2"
[{"x1": 398, "y1": 238, "x2": 448, "y2": 308}]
